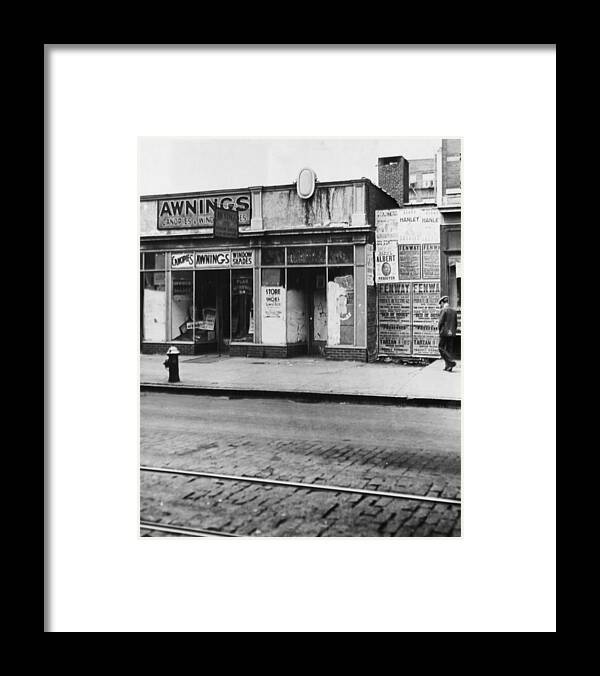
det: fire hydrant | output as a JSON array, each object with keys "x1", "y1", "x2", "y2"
[{"x1": 163, "y1": 346, "x2": 180, "y2": 383}]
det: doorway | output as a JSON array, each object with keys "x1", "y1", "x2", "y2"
[
  {"x1": 286, "y1": 267, "x2": 327, "y2": 356},
  {"x1": 193, "y1": 269, "x2": 230, "y2": 354}
]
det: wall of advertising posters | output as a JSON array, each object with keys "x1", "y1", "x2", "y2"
[{"x1": 375, "y1": 208, "x2": 441, "y2": 357}]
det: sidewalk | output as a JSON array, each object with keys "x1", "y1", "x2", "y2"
[{"x1": 140, "y1": 353, "x2": 461, "y2": 406}]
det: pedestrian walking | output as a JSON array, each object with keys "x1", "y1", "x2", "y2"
[{"x1": 438, "y1": 296, "x2": 458, "y2": 372}]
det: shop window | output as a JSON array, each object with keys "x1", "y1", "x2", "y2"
[
  {"x1": 142, "y1": 271, "x2": 166, "y2": 342},
  {"x1": 232, "y1": 270, "x2": 254, "y2": 343},
  {"x1": 327, "y1": 246, "x2": 354, "y2": 265},
  {"x1": 170, "y1": 270, "x2": 194, "y2": 342},
  {"x1": 287, "y1": 246, "x2": 325, "y2": 266},
  {"x1": 261, "y1": 247, "x2": 285, "y2": 266},
  {"x1": 261, "y1": 268, "x2": 285, "y2": 286},
  {"x1": 143, "y1": 252, "x2": 165, "y2": 270},
  {"x1": 327, "y1": 267, "x2": 354, "y2": 346}
]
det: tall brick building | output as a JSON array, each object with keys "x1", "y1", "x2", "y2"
[{"x1": 436, "y1": 139, "x2": 462, "y2": 354}]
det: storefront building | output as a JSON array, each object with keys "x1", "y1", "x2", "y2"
[
  {"x1": 140, "y1": 173, "x2": 398, "y2": 360},
  {"x1": 436, "y1": 138, "x2": 462, "y2": 357},
  {"x1": 373, "y1": 141, "x2": 462, "y2": 362}
]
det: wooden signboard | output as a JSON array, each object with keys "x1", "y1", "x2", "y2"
[{"x1": 213, "y1": 206, "x2": 239, "y2": 239}]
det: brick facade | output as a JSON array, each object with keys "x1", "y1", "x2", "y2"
[
  {"x1": 141, "y1": 342, "x2": 216, "y2": 355},
  {"x1": 366, "y1": 182, "x2": 399, "y2": 225},
  {"x1": 378, "y1": 156, "x2": 409, "y2": 206},
  {"x1": 324, "y1": 346, "x2": 368, "y2": 362},
  {"x1": 442, "y1": 139, "x2": 461, "y2": 194},
  {"x1": 229, "y1": 343, "x2": 369, "y2": 362}
]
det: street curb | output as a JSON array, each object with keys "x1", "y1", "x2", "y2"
[{"x1": 140, "y1": 382, "x2": 461, "y2": 409}]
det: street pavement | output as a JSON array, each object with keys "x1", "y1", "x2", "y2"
[
  {"x1": 140, "y1": 392, "x2": 461, "y2": 537},
  {"x1": 140, "y1": 354, "x2": 461, "y2": 404}
]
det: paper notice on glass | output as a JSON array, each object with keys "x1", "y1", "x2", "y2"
[{"x1": 261, "y1": 286, "x2": 286, "y2": 344}]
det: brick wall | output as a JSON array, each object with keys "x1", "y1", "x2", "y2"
[
  {"x1": 247, "y1": 344, "x2": 264, "y2": 358},
  {"x1": 287, "y1": 343, "x2": 307, "y2": 357},
  {"x1": 378, "y1": 156, "x2": 409, "y2": 206},
  {"x1": 263, "y1": 346, "x2": 288, "y2": 358},
  {"x1": 142, "y1": 341, "x2": 370, "y2": 362},
  {"x1": 324, "y1": 346, "x2": 368, "y2": 362},
  {"x1": 141, "y1": 342, "x2": 197, "y2": 355},
  {"x1": 442, "y1": 139, "x2": 462, "y2": 194},
  {"x1": 366, "y1": 181, "x2": 399, "y2": 226},
  {"x1": 230, "y1": 344, "x2": 249, "y2": 357}
]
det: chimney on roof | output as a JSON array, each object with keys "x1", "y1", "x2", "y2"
[{"x1": 378, "y1": 155, "x2": 409, "y2": 205}]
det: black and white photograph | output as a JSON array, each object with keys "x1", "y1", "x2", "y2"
[
  {"x1": 139, "y1": 137, "x2": 462, "y2": 537},
  {"x1": 47, "y1": 45, "x2": 555, "y2": 632}
]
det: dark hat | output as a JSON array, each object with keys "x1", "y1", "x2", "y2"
[{"x1": 438, "y1": 296, "x2": 449, "y2": 305}]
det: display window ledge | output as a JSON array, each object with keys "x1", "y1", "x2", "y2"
[{"x1": 142, "y1": 340, "x2": 195, "y2": 344}]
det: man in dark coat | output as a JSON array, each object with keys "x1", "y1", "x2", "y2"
[{"x1": 438, "y1": 296, "x2": 458, "y2": 372}]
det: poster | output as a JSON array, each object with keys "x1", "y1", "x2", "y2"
[
  {"x1": 375, "y1": 207, "x2": 442, "y2": 358},
  {"x1": 335, "y1": 275, "x2": 354, "y2": 345},
  {"x1": 366, "y1": 243, "x2": 374, "y2": 286},
  {"x1": 411, "y1": 281, "x2": 440, "y2": 356},
  {"x1": 411, "y1": 323, "x2": 440, "y2": 356},
  {"x1": 397, "y1": 207, "x2": 440, "y2": 244},
  {"x1": 422, "y1": 243, "x2": 441, "y2": 279},
  {"x1": 375, "y1": 241, "x2": 399, "y2": 283},
  {"x1": 261, "y1": 286, "x2": 286, "y2": 344},
  {"x1": 377, "y1": 282, "x2": 411, "y2": 355},
  {"x1": 397, "y1": 244, "x2": 421, "y2": 279},
  {"x1": 375, "y1": 210, "x2": 399, "y2": 243},
  {"x1": 263, "y1": 287, "x2": 283, "y2": 318},
  {"x1": 412, "y1": 281, "x2": 440, "y2": 323}
]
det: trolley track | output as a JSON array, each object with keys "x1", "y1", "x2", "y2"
[
  {"x1": 140, "y1": 520, "x2": 238, "y2": 537},
  {"x1": 140, "y1": 465, "x2": 461, "y2": 506}
]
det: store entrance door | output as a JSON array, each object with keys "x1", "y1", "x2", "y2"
[
  {"x1": 194, "y1": 269, "x2": 230, "y2": 354},
  {"x1": 288, "y1": 268, "x2": 327, "y2": 356}
]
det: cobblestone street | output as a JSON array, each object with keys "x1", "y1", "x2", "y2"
[{"x1": 140, "y1": 392, "x2": 461, "y2": 537}]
